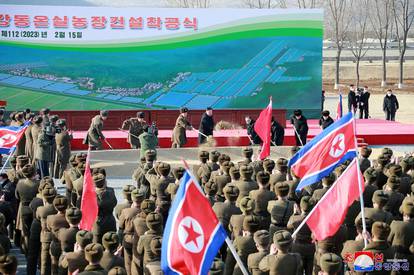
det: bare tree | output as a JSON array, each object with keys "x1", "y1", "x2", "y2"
[
  {"x1": 296, "y1": 0, "x2": 323, "y2": 8},
  {"x1": 368, "y1": 0, "x2": 393, "y2": 87},
  {"x1": 325, "y1": 0, "x2": 354, "y2": 89},
  {"x1": 392, "y1": 0, "x2": 414, "y2": 88},
  {"x1": 167, "y1": 0, "x2": 211, "y2": 8},
  {"x1": 243, "y1": 0, "x2": 287, "y2": 8},
  {"x1": 348, "y1": 0, "x2": 370, "y2": 87}
]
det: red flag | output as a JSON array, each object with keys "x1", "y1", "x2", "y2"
[
  {"x1": 306, "y1": 158, "x2": 364, "y2": 240},
  {"x1": 79, "y1": 150, "x2": 98, "y2": 231},
  {"x1": 254, "y1": 98, "x2": 272, "y2": 160},
  {"x1": 336, "y1": 93, "x2": 343, "y2": 120}
]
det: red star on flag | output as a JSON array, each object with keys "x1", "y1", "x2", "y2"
[{"x1": 183, "y1": 221, "x2": 201, "y2": 248}]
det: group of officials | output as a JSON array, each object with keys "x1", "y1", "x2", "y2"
[{"x1": 1, "y1": 121, "x2": 414, "y2": 275}]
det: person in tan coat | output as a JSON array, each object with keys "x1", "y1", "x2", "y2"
[
  {"x1": 171, "y1": 107, "x2": 192, "y2": 148},
  {"x1": 83, "y1": 110, "x2": 108, "y2": 150}
]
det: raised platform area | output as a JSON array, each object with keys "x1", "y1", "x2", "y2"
[{"x1": 71, "y1": 119, "x2": 414, "y2": 150}]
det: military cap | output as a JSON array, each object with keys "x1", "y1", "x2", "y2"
[
  {"x1": 276, "y1": 158, "x2": 288, "y2": 168},
  {"x1": 93, "y1": 173, "x2": 106, "y2": 188},
  {"x1": 381, "y1": 147, "x2": 393, "y2": 158},
  {"x1": 372, "y1": 222, "x2": 390, "y2": 240},
  {"x1": 15, "y1": 112, "x2": 24, "y2": 120},
  {"x1": 377, "y1": 154, "x2": 389, "y2": 166},
  {"x1": 360, "y1": 146, "x2": 372, "y2": 158},
  {"x1": 399, "y1": 158, "x2": 410, "y2": 172},
  {"x1": 102, "y1": 232, "x2": 119, "y2": 251},
  {"x1": 199, "y1": 150, "x2": 209, "y2": 160},
  {"x1": 100, "y1": 110, "x2": 109, "y2": 117},
  {"x1": 65, "y1": 207, "x2": 82, "y2": 225},
  {"x1": 122, "y1": 184, "x2": 135, "y2": 195},
  {"x1": 172, "y1": 167, "x2": 185, "y2": 180},
  {"x1": 401, "y1": 199, "x2": 414, "y2": 216},
  {"x1": 21, "y1": 164, "x2": 36, "y2": 178},
  {"x1": 53, "y1": 195, "x2": 68, "y2": 211},
  {"x1": 56, "y1": 119, "x2": 66, "y2": 126},
  {"x1": 0, "y1": 255, "x2": 17, "y2": 275},
  {"x1": 290, "y1": 146, "x2": 300, "y2": 155},
  {"x1": 218, "y1": 155, "x2": 228, "y2": 165},
  {"x1": 355, "y1": 217, "x2": 373, "y2": 233},
  {"x1": 146, "y1": 212, "x2": 163, "y2": 228},
  {"x1": 131, "y1": 189, "x2": 145, "y2": 203},
  {"x1": 263, "y1": 159, "x2": 275, "y2": 172},
  {"x1": 256, "y1": 171, "x2": 270, "y2": 185},
  {"x1": 76, "y1": 230, "x2": 93, "y2": 248},
  {"x1": 25, "y1": 112, "x2": 34, "y2": 120},
  {"x1": 50, "y1": 115, "x2": 59, "y2": 123},
  {"x1": 364, "y1": 167, "x2": 377, "y2": 182},
  {"x1": 273, "y1": 230, "x2": 293, "y2": 248},
  {"x1": 75, "y1": 153, "x2": 87, "y2": 163},
  {"x1": 92, "y1": 167, "x2": 107, "y2": 177},
  {"x1": 42, "y1": 186, "x2": 57, "y2": 200},
  {"x1": 157, "y1": 162, "x2": 171, "y2": 177},
  {"x1": 239, "y1": 197, "x2": 255, "y2": 213},
  {"x1": 321, "y1": 110, "x2": 330, "y2": 116},
  {"x1": 229, "y1": 166, "x2": 240, "y2": 178},
  {"x1": 179, "y1": 107, "x2": 188, "y2": 113},
  {"x1": 16, "y1": 155, "x2": 29, "y2": 167},
  {"x1": 322, "y1": 173, "x2": 336, "y2": 186},
  {"x1": 293, "y1": 109, "x2": 302, "y2": 116},
  {"x1": 150, "y1": 236, "x2": 162, "y2": 256},
  {"x1": 320, "y1": 253, "x2": 342, "y2": 274},
  {"x1": 300, "y1": 196, "x2": 314, "y2": 213},
  {"x1": 204, "y1": 181, "x2": 217, "y2": 196},
  {"x1": 210, "y1": 258, "x2": 225, "y2": 275},
  {"x1": 85, "y1": 243, "x2": 104, "y2": 263},
  {"x1": 223, "y1": 184, "x2": 239, "y2": 200},
  {"x1": 40, "y1": 176, "x2": 54, "y2": 187},
  {"x1": 210, "y1": 151, "x2": 220, "y2": 162},
  {"x1": 253, "y1": 230, "x2": 270, "y2": 247},
  {"x1": 33, "y1": 115, "x2": 43, "y2": 124},
  {"x1": 372, "y1": 190, "x2": 389, "y2": 205},
  {"x1": 40, "y1": 108, "x2": 50, "y2": 114},
  {"x1": 141, "y1": 199, "x2": 156, "y2": 214},
  {"x1": 137, "y1": 111, "x2": 145, "y2": 118},
  {"x1": 239, "y1": 165, "x2": 253, "y2": 176},
  {"x1": 386, "y1": 175, "x2": 400, "y2": 190},
  {"x1": 388, "y1": 164, "x2": 403, "y2": 176},
  {"x1": 274, "y1": 181, "x2": 290, "y2": 197},
  {"x1": 108, "y1": 267, "x2": 127, "y2": 275},
  {"x1": 243, "y1": 215, "x2": 260, "y2": 232},
  {"x1": 145, "y1": 149, "x2": 157, "y2": 161},
  {"x1": 334, "y1": 164, "x2": 347, "y2": 177},
  {"x1": 242, "y1": 147, "x2": 253, "y2": 158}
]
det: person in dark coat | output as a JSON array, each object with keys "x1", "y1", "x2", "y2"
[
  {"x1": 245, "y1": 116, "x2": 261, "y2": 145},
  {"x1": 121, "y1": 112, "x2": 147, "y2": 149},
  {"x1": 383, "y1": 89, "x2": 399, "y2": 121},
  {"x1": 319, "y1": 110, "x2": 334, "y2": 130},
  {"x1": 359, "y1": 86, "x2": 370, "y2": 119},
  {"x1": 271, "y1": 117, "x2": 284, "y2": 146},
  {"x1": 348, "y1": 84, "x2": 357, "y2": 113},
  {"x1": 321, "y1": 90, "x2": 325, "y2": 112},
  {"x1": 290, "y1": 110, "x2": 308, "y2": 146},
  {"x1": 35, "y1": 126, "x2": 55, "y2": 178},
  {"x1": 198, "y1": 107, "x2": 214, "y2": 144}
]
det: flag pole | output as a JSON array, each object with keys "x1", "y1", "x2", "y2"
[
  {"x1": 0, "y1": 148, "x2": 16, "y2": 175},
  {"x1": 292, "y1": 158, "x2": 357, "y2": 238},
  {"x1": 181, "y1": 159, "x2": 249, "y2": 275},
  {"x1": 351, "y1": 112, "x2": 368, "y2": 248}
]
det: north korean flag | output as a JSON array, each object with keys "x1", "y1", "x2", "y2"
[
  {"x1": 288, "y1": 112, "x2": 357, "y2": 191},
  {"x1": 0, "y1": 123, "x2": 29, "y2": 154},
  {"x1": 161, "y1": 171, "x2": 227, "y2": 275}
]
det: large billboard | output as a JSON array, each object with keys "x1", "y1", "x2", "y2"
[{"x1": 0, "y1": 5, "x2": 323, "y2": 114}]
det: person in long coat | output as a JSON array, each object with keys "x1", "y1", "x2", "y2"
[
  {"x1": 198, "y1": 107, "x2": 214, "y2": 145},
  {"x1": 290, "y1": 110, "x2": 309, "y2": 146},
  {"x1": 31, "y1": 116, "x2": 43, "y2": 165},
  {"x1": 138, "y1": 126, "x2": 158, "y2": 158},
  {"x1": 55, "y1": 119, "x2": 73, "y2": 178},
  {"x1": 35, "y1": 126, "x2": 55, "y2": 178},
  {"x1": 383, "y1": 89, "x2": 399, "y2": 121},
  {"x1": 171, "y1": 107, "x2": 192, "y2": 148},
  {"x1": 271, "y1": 117, "x2": 284, "y2": 146},
  {"x1": 83, "y1": 110, "x2": 108, "y2": 150},
  {"x1": 121, "y1": 112, "x2": 147, "y2": 149}
]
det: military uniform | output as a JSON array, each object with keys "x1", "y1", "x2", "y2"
[
  {"x1": 58, "y1": 207, "x2": 82, "y2": 255},
  {"x1": 55, "y1": 124, "x2": 72, "y2": 178},
  {"x1": 15, "y1": 164, "x2": 39, "y2": 254},
  {"x1": 259, "y1": 230, "x2": 303, "y2": 275},
  {"x1": 24, "y1": 123, "x2": 35, "y2": 162},
  {"x1": 121, "y1": 114, "x2": 147, "y2": 149},
  {"x1": 100, "y1": 232, "x2": 124, "y2": 270},
  {"x1": 115, "y1": 185, "x2": 135, "y2": 221},
  {"x1": 269, "y1": 159, "x2": 288, "y2": 190},
  {"x1": 144, "y1": 237, "x2": 162, "y2": 275},
  {"x1": 359, "y1": 146, "x2": 372, "y2": 173},
  {"x1": 383, "y1": 176, "x2": 404, "y2": 218},
  {"x1": 356, "y1": 190, "x2": 394, "y2": 224},
  {"x1": 138, "y1": 131, "x2": 158, "y2": 159},
  {"x1": 145, "y1": 163, "x2": 173, "y2": 200},
  {"x1": 0, "y1": 254, "x2": 17, "y2": 275},
  {"x1": 166, "y1": 167, "x2": 185, "y2": 202},
  {"x1": 118, "y1": 189, "x2": 143, "y2": 275},
  {"x1": 93, "y1": 174, "x2": 117, "y2": 243},
  {"x1": 235, "y1": 165, "x2": 258, "y2": 204},
  {"x1": 60, "y1": 230, "x2": 93, "y2": 275},
  {"x1": 319, "y1": 253, "x2": 342, "y2": 275},
  {"x1": 171, "y1": 108, "x2": 192, "y2": 148},
  {"x1": 84, "y1": 112, "x2": 107, "y2": 150},
  {"x1": 249, "y1": 172, "x2": 276, "y2": 223},
  {"x1": 213, "y1": 185, "x2": 242, "y2": 235},
  {"x1": 137, "y1": 213, "x2": 163, "y2": 274},
  {"x1": 363, "y1": 167, "x2": 379, "y2": 208},
  {"x1": 229, "y1": 197, "x2": 255, "y2": 239},
  {"x1": 208, "y1": 151, "x2": 220, "y2": 172},
  {"x1": 248, "y1": 230, "x2": 270, "y2": 275}
]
